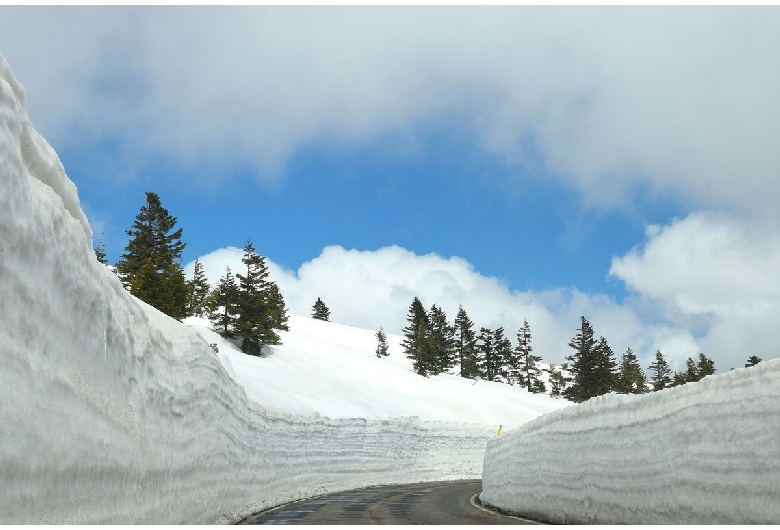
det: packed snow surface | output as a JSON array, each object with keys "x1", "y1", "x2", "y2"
[
  {"x1": 482, "y1": 361, "x2": 780, "y2": 524},
  {"x1": 0, "y1": 53, "x2": 564, "y2": 524}
]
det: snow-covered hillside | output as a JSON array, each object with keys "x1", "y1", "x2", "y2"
[
  {"x1": 0, "y1": 53, "x2": 563, "y2": 524},
  {"x1": 482, "y1": 360, "x2": 780, "y2": 524},
  {"x1": 187, "y1": 314, "x2": 562, "y2": 427}
]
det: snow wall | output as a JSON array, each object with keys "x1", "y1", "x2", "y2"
[
  {"x1": 481, "y1": 360, "x2": 780, "y2": 524},
  {"x1": 0, "y1": 54, "x2": 493, "y2": 524}
]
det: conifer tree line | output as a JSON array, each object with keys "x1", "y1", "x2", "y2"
[
  {"x1": 399, "y1": 297, "x2": 547, "y2": 393},
  {"x1": 561, "y1": 316, "x2": 718, "y2": 402},
  {"x1": 397, "y1": 299, "x2": 726, "y2": 402},
  {"x1": 110, "y1": 191, "x2": 289, "y2": 355}
]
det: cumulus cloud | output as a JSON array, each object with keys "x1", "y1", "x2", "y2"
[
  {"x1": 186, "y1": 244, "x2": 697, "y2": 370},
  {"x1": 1, "y1": 7, "x2": 779, "y2": 214},
  {"x1": 610, "y1": 212, "x2": 780, "y2": 370}
]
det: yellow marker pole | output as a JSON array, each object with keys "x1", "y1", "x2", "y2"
[{"x1": 497, "y1": 424, "x2": 502, "y2": 436}]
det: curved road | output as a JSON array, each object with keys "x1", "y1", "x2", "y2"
[{"x1": 239, "y1": 480, "x2": 539, "y2": 525}]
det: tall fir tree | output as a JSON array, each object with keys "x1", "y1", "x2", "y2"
[
  {"x1": 648, "y1": 349, "x2": 672, "y2": 391},
  {"x1": 614, "y1": 347, "x2": 648, "y2": 394},
  {"x1": 428, "y1": 304, "x2": 456, "y2": 375},
  {"x1": 401, "y1": 297, "x2": 434, "y2": 376},
  {"x1": 375, "y1": 327, "x2": 389, "y2": 358},
  {"x1": 477, "y1": 327, "x2": 499, "y2": 382},
  {"x1": 514, "y1": 319, "x2": 544, "y2": 392},
  {"x1": 563, "y1": 316, "x2": 598, "y2": 403},
  {"x1": 187, "y1": 258, "x2": 212, "y2": 317},
  {"x1": 311, "y1": 298, "x2": 331, "y2": 321},
  {"x1": 233, "y1": 240, "x2": 288, "y2": 354},
  {"x1": 493, "y1": 327, "x2": 514, "y2": 383},
  {"x1": 591, "y1": 336, "x2": 617, "y2": 397},
  {"x1": 454, "y1": 305, "x2": 479, "y2": 379},
  {"x1": 207, "y1": 266, "x2": 239, "y2": 337},
  {"x1": 115, "y1": 191, "x2": 188, "y2": 320}
]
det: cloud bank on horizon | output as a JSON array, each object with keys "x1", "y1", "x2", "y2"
[{"x1": 2, "y1": 6, "x2": 779, "y2": 373}]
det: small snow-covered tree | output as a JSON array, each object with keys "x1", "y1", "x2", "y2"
[
  {"x1": 375, "y1": 327, "x2": 389, "y2": 358},
  {"x1": 745, "y1": 355, "x2": 762, "y2": 368},
  {"x1": 94, "y1": 231, "x2": 108, "y2": 264},
  {"x1": 311, "y1": 297, "x2": 331, "y2": 321}
]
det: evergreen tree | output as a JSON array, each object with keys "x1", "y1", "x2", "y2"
[
  {"x1": 401, "y1": 297, "x2": 434, "y2": 376},
  {"x1": 648, "y1": 350, "x2": 672, "y2": 391},
  {"x1": 477, "y1": 327, "x2": 500, "y2": 381},
  {"x1": 207, "y1": 266, "x2": 239, "y2": 337},
  {"x1": 265, "y1": 283, "x2": 290, "y2": 342},
  {"x1": 547, "y1": 363, "x2": 566, "y2": 398},
  {"x1": 375, "y1": 327, "x2": 389, "y2": 358},
  {"x1": 311, "y1": 297, "x2": 331, "y2": 321},
  {"x1": 514, "y1": 319, "x2": 544, "y2": 392},
  {"x1": 454, "y1": 305, "x2": 479, "y2": 379},
  {"x1": 696, "y1": 352, "x2": 716, "y2": 378},
  {"x1": 233, "y1": 240, "x2": 288, "y2": 354},
  {"x1": 94, "y1": 231, "x2": 108, "y2": 264},
  {"x1": 115, "y1": 191, "x2": 188, "y2": 320},
  {"x1": 614, "y1": 347, "x2": 648, "y2": 394},
  {"x1": 563, "y1": 316, "x2": 598, "y2": 403},
  {"x1": 428, "y1": 305, "x2": 456, "y2": 375},
  {"x1": 493, "y1": 327, "x2": 514, "y2": 383},
  {"x1": 592, "y1": 336, "x2": 618, "y2": 396},
  {"x1": 745, "y1": 355, "x2": 762, "y2": 368},
  {"x1": 187, "y1": 258, "x2": 211, "y2": 317}
]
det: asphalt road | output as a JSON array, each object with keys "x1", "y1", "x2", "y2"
[{"x1": 238, "y1": 480, "x2": 539, "y2": 525}]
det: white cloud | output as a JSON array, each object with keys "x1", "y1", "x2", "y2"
[
  {"x1": 186, "y1": 244, "x2": 699, "y2": 371},
  {"x1": 610, "y1": 212, "x2": 780, "y2": 370},
  {"x1": 1, "y1": 7, "x2": 779, "y2": 214}
]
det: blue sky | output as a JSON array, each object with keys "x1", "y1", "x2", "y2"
[
  {"x1": 2, "y1": 6, "x2": 780, "y2": 371},
  {"x1": 61, "y1": 126, "x2": 679, "y2": 302}
]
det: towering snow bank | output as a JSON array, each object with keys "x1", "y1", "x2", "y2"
[
  {"x1": 0, "y1": 53, "x2": 498, "y2": 524},
  {"x1": 482, "y1": 361, "x2": 780, "y2": 524}
]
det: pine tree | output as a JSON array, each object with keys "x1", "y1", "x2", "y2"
[
  {"x1": 454, "y1": 305, "x2": 479, "y2": 379},
  {"x1": 514, "y1": 319, "x2": 544, "y2": 392},
  {"x1": 311, "y1": 297, "x2": 331, "y2": 321},
  {"x1": 493, "y1": 327, "x2": 513, "y2": 383},
  {"x1": 233, "y1": 240, "x2": 288, "y2": 354},
  {"x1": 563, "y1": 316, "x2": 598, "y2": 403},
  {"x1": 477, "y1": 327, "x2": 499, "y2": 382},
  {"x1": 375, "y1": 327, "x2": 389, "y2": 358},
  {"x1": 207, "y1": 266, "x2": 239, "y2": 338},
  {"x1": 94, "y1": 231, "x2": 108, "y2": 264},
  {"x1": 266, "y1": 283, "x2": 290, "y2": 343},
  {"x1": 592, "y1": 336, "x2": 617, "y2": 397},
  {"x1": 648, "y1": 350, "x2": 672, "y2": 391},
  {"x1": 401, "y1": 297, "x2": 433, "y2": 376},
  {"x1": 187, "y1": 258, "x2": 211, "y2": 317},
  {"x1": 547, "y1": 364, "x2": 566, "y2": 398},
  {"x1": 115, "y1": 191, "x2": 188, "y2": 320},
  {"x1": 745, "y1": 355, "x2": 762, "y2": 368},
  {"x1": 696, "y1": 352, "x2": 715, "y2": 379},
  {"x1": 614, "y1": 347, "x2": 649, "y2": 394},
  {"x1": 428, "y1": 305, "x2": 456, "y2": 375}
]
